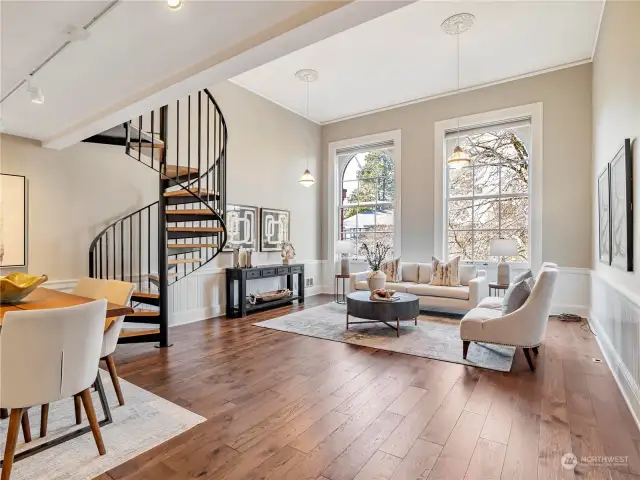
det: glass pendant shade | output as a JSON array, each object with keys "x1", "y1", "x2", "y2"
[
  {"x1": 447, "y1": 145, "x2": 472, "y2": 168},
  {"x1": 298, "y1": 169, "x2": 316, "y2": 187}
]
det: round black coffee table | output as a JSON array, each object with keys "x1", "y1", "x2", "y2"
[{"x1": 346, "y1": 291, "x2": 420, "y2": 337}]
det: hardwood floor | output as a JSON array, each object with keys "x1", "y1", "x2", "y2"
[{"x1": 98, "y1": 295, "x2": 640, "y2": 480}]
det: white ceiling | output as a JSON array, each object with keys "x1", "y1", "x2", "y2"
[
  {"x1": 0, "y1": 0, "x2": 311, "y2": 141},
  {"x1": 231, "y1": 1, "x2": 604, "y2": 124}
]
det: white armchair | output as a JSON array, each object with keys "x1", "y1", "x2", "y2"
[
  {"x1": 0, "y1": 300, "x2": 108, "y2": 478},
  {"x1": 460, "y1": 266, "x2": 559, "y2": 371}
]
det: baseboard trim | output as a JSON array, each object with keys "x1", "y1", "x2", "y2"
[{"x1": 589, "y1": 311, "x2": 640, "y2": 433}]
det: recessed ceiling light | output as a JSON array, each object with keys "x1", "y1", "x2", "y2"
[
  {"x1": 27, "y1": 76, "x2": 44, "y2": 105},
  {"x1": 168, "y1": 0, "x2": 183, "y2": 10}
]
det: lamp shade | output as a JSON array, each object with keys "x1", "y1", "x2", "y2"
[
  {"x1": 336, "y1": 240, "x2": 356, "y2": 255},
  {"x1": 447, "y1": 145, "x2": 471, "y2": 169},
  {"x1": 489, "y1": 238, "x2": 518, "y2": 257},
  {"x1": 298, "y1": 169, "x2": 315, "y2": 187}
]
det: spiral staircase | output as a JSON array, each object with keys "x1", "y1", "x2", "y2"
[{"x1": 84, "y1": 89, "x2": 228, "y2": 347}]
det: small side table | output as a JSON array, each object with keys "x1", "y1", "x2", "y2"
[
  {"x1": 335, "y1": 274, "x2": 350, "y2": 304},
  {"x1": 489, "y1": 282, "x2": 510, "y2": 297}
]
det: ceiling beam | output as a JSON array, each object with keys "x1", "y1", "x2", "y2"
[{"x1": 43, "y1": 0, "x2": 415, "y2": 150}]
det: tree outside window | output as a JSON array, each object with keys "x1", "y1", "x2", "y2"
[
  {"x1": 447, "y1": 125, "x2": 530, "y2": 263},
  {"x1": 339, "y1": 149, "x2": 395, "y2": 256}
]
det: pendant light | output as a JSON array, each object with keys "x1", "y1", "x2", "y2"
[
  {"x1": 442, "y1": 13, "x2": 475, "y2": 169},
  {"x1": 296, "y1": 69, "x2": 319, "y2": 187}
]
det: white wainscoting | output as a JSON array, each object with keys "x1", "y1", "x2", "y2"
[
  {"x1": 590, "y1": 272, "x2": 640, "y2": 430},
  {"x1": 43, "y1": 260, "x2": 329, "y2": 327},
  {"x1": 549, "y1": 267, "x2": 591, "y2": 317}
]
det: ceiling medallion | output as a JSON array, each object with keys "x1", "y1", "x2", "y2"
[
  {"x1": 441, "y1": 13, "x2": 475, "y2": 35},
  {"x1": 295, "y1": 69, "x2": 319, "y2": 83}
]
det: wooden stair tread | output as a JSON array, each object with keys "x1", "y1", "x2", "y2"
[
  {"x1": 131, "y1": 141, "x2": 163, "y2": 149},
  {"x1": 120, "y1": 328, "x2": 160, "y2": 338},
  {"x1": 162, "y1": 166, "x2": 198, "y2": 179},
  {"x1": 149, "y1": 273, "x2": 178, "y2": 281},
  {"x1": 126, "y1": 309, "x2": 160, "y2": 317},
  {"x1": 169, "y1": 258, "x2": 201, "y2": 265},
  {"x1": 132, "y1": 291, "x2": 160, "y2": 299},
  {"x1": 166, "y1": 209, "x2": 217, "y2": 215},
  {"x1": 168, "y1": 227, "x2": 224, "y2": 233},
  {"x1": 164, "y1": 189, "x2": 218, "y2": 198},
  {"x1": 168, "y1": 243, "x2": 217, "y2": 248}
]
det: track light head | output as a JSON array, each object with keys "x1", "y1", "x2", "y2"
[{"x1": 27, "y1": 76, "x2": 44, "y2": 104}]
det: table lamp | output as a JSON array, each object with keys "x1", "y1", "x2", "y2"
[
  {"x1": 336, "y1": 240, "x2": 356, "y2": 275},
  {"x1": 490, "y1": 238, "x2": 518, "y2": 285}
]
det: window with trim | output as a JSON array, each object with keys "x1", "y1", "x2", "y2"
[
  {"x1": 446, "y1": 118, "x2": 531, "y2": 263},
  {"x1": 338, "y1": 143, "x2": 395, "y2": 256}
]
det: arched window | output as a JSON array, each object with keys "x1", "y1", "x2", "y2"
[
  {"x1": 446, "y1": 118, "x2": 531, "y2": 262},
  {"x1": 338, "y1": 147, "x2": 395, "y2": 255}
]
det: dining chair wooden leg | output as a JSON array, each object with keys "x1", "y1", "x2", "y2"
[
  {"x1": 74, "y1": 395, "x2": 82, "y2": 425},
  {"x1": 40, "y1": 404, "x2": 49, "y2": 437},
  {"x1": 21, "y1": 410, "x2": 32, "y2": 443},
  {"x1": 79, "y1": 389, "x2": 106, "y2": 455},
  {"x1": 0, "y1": 409, "x2": 7, "y2": 420},
  {"x1": 104, "y1": 355, "x2": 125, "y2": 406},
  {"x1": 2, "y1": 408, "x2": 23, "y2": 480}
]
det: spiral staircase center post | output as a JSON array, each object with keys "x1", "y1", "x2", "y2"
[{"x1": 157, "y1": 105, "x2": 170, "y2": 348}]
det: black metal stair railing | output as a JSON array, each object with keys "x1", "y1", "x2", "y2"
[
  {"x1": 86, "y1": 88, "x2": 228, "y2": 346},
  {"x1": 88, "y1": 202, "x2": 160, "y2": 293}
]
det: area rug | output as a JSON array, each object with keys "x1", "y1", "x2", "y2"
[
  {"x1": 254, "y1": 302, "x2": 515, "y2": 372},
  {"x1": 0, "y1": 369, "x2": 205, "y2": 480}
]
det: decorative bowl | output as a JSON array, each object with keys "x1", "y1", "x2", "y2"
[{"x1": 0, "y1": 273, "x2": 48, "y2": 304}]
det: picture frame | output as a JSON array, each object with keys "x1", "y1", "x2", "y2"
[
  {"x1": 610, "y1": 138, "x2": 634, "y2": 272},
  {"x1": 0, "y1": 174, "x2": 27, "y2": 267},
  {"x1": 223, "y1": 204, "x2": 259, "y2": 252},
  {"x1": 260, "y1": 208, "x2": 290, "y2": 252},
  {"x1": 597, "y1": 164, "x2": 611, "y2": 265}
]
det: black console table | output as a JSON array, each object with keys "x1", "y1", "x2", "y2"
[{"x1": 225, "y1": 264, "x2": 305, "y2": 318}]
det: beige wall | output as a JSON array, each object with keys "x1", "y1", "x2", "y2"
[
  {"x1": 322, "y1": 64, "x2": 593, "y2": 268},
  {"x1": 0, "y1": 81, "x2": 322, "y2": 281},
  {"x1": 589, "y1": 0, "x2": 640, "y2": 425},
  {"x1": 592, "y1": 0, "x2": 640, "y2": 291}
]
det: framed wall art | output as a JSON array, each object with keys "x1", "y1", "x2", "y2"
[
  {"x1": 610, "y1": 138, "x2": 634, "y2": 272},
  {"x1": 597, "y1": 164, "x2": 611, "y2": 264},
  {"x1": 0, "y1": 174, "x2": 27, "y2": 267},
  {"x1": 260, "y1": 208, "x2": 290, "y2": 252},
  {"x1": 223, "y1": 204, "x2": 258, "y2": 251}
]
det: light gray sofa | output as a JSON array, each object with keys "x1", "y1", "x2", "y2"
[{"x1": 349, "y1": 262, "x2": 488, "y2": 313}]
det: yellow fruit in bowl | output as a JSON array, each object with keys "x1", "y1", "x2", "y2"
[{"x1": 0, "y1": 273, "x2": 48, "y2": 304}]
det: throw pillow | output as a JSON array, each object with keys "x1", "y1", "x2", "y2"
[
  {"x1": 430, "y1": 256, "x2": 460, "y2": 286},
  {"x1": 513, "y1": 269, "x2": 535, "y2": 289},
  {"x1": 502, "y1": 279, "x2": 531, "y2": 315},
  {"x1": 380, "y1": 258, "x2": 402, "y2": 282}
]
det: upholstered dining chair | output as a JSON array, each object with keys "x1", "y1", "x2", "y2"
[
  {"x1": 100, "y1": 279, "x2": 135, "y2": 406},
  {"x1": 63, "y1": 278, "x2": 133, "y2": 427},
  {"x1": 0, "y1": 300, "x2": 108, "y2": 480},
  {"x1": 72, "y1": 277, "x2": 109, "y2": 300}
]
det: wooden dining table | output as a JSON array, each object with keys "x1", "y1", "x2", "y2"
[
  {"x1": 0, "y1": 287, "x2": 134, "y2": 465},
  {"x1": 0, "y1": 287, "x2": 134, "y2": 329}
]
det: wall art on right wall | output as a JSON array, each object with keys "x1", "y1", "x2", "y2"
[{"x1": 610, "y1": 138, "x2": 634, "y2": 272}]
